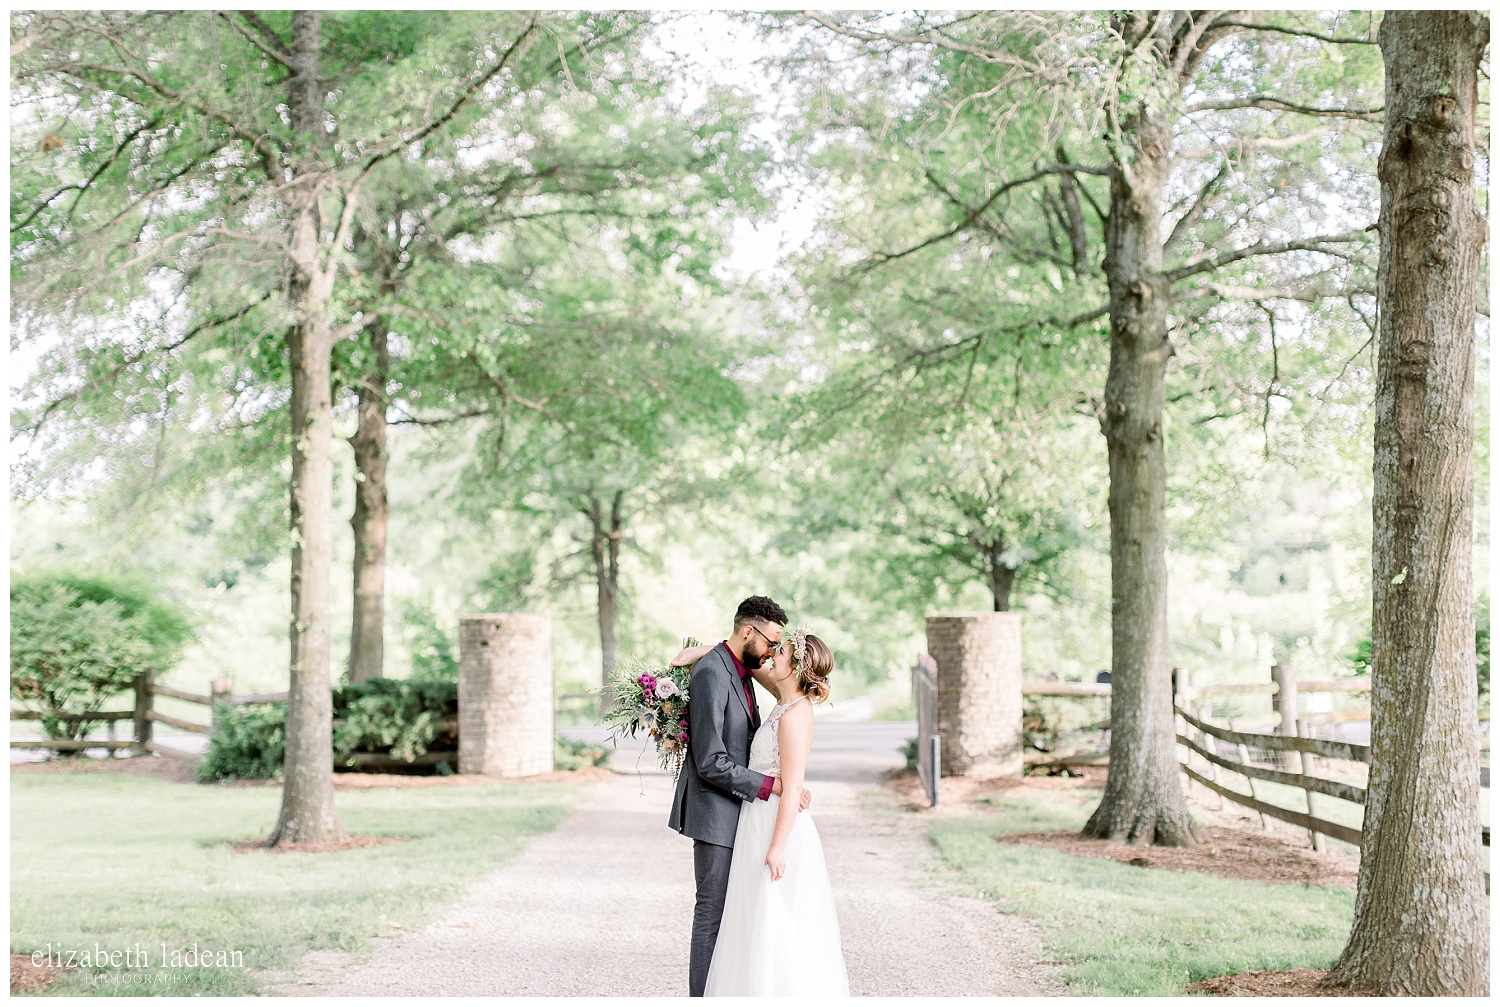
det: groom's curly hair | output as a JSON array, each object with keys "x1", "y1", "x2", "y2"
[{"x1": 733, "y1": 595, "x2": 788, "y2": 628}]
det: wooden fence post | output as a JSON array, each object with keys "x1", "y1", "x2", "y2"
[
  {"x1": 210, "y1": 678, "x2": 234, "y2": 736},
  {"x1": 1197, "y1": 698, "x2": 1224, "y2": 810},
  {"x1": 1172, "y1": 667, "x2": 1191, "y2": 798},
  {"x1": 133, "y1": 669, "x2": 154, "y2": 755},
  {"x1": 1227, "y1": 717, "x2": 1269, "y2": 829},
  {"x1": 1271, "y1": 662, "x2": 1298, "y2": 770},
  {"x1": 1295, "y1": 719, "x2": 1326, "y2": 852}
]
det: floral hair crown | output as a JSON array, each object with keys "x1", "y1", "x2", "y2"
[{"x1": 789, "y1": 625, "x2": 810, "y2": 676}]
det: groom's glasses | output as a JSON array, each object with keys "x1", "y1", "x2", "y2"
[{"x1": 748, "y1": 625, "x2": 783, "y2": 654}]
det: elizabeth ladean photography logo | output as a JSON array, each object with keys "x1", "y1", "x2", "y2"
[{"x1": 31, "y1": 942, "x2": 246, "y2": 970}]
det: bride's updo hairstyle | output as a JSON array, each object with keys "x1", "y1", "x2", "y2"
[{"x1": 795, "y1": 633, "x2": 835, "y2": 704}]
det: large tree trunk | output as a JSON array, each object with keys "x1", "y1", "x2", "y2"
[
  {"x1": 1324, "y1": 12, "x2": 1489, "y2": 995},
  {"x1": 589, "y1": 490, "x2": 624, "y2": 687},
  {"x1": 348, "y1": 323, "x2": 389, "y2": 683},
  {"x1": 1082, "y1": 67, "x2": 1198, "y2": 847},
  {"x1": 269, "y1": 10, "x2": 344, "y2": 846}
]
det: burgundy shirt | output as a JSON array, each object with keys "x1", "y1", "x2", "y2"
[{"x1": 723, "y1": 641, "x2": 776, "y2": 802}]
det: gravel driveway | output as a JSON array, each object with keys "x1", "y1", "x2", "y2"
[{"x1": 261, "y1": 724, "x2": 1063, "y2": 996}]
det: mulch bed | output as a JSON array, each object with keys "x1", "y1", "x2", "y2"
[
  {"x1": 994, "y1": 825, "x2": 1358, "y2": 888},
  {"x1": 1187, "y1": 968, "x2": 1376, "y2": 997},
  {"x1": 231, "y1": 835, "x2": 406, "y2": 854},
  {"x1": 11, "y1": 952, "x2": 74, "y2": 994},
  {"x1": 10, "y1": 750, "x2": 199, "y2": 783}
]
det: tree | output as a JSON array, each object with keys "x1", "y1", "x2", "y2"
[
  {"x1": 330, "y1": 46, "x2": 760, "y2": 679},
  {"x1": 454, "y1": 256, "x2": 749, "y2": 686},
  {"x1": 11, "y1": 10, "x2": 554, "y2": 844},
  {"x1": 1323, "y1": 11, "x2": 1490, "y2": 996},
  {"x1": 790, "y1": 10, "x2": 1381, "y2": 846}
]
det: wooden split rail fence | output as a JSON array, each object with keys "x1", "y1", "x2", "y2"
[
  {"x1": 10, "y1": 670, "x2": 289, "y2": 756},
  {"x1": 10, "y1": 671, "x2": 458, "y2": 770},
  {"x1": 1020, "y1": 666, "x2": 1490, "y2": 861}
]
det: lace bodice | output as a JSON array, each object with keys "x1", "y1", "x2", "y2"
[{"x1": 747, "y1": 696, "x2": 807, "y2": 776}]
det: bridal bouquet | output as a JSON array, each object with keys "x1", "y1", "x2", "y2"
[{"x1": 602, "y1": 639, "x2": 698, "y2": 776}]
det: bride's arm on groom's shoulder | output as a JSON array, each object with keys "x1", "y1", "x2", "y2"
[
  {"x1": 764, "y1": 704, "x2": 814, "y2": 882},
  {"x1": 669, "y1": 643, "x2": 715, "y2": 668}
]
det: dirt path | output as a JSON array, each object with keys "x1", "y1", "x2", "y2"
[{"x1": 261, "y1": 756, "x2": 1063, "y2": 996}]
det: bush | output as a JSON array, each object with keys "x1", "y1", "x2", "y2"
[
  {"x1": 900, "y1": 737, "x2": 918, "y2": 771},
  {"x1": 555, "y1": 734, "x2": 611, "y2": 771},
  {"x1": 332, "y1": 678, "x2": 458, "y2": 765},
  {"x1": 197, "y1": 679, "x2": 459, "y2": 782},
  {"x1": 197, "y1": 705, "x2": 286, "y2": 782},
  {"x1": 10, "y1": 571, "x2": 193, "y2": 740}
]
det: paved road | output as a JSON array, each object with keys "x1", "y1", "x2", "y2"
[{"x1": 264, "y1": 721, "x2": 1062, "y2": 997}]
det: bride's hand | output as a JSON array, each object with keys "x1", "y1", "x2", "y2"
[
  {"x1": 765, "y1": 843, "x2": 787, "y2": 882},
  {"x1": 669, "y1": 643, "x2": 715, "y2": 668}
]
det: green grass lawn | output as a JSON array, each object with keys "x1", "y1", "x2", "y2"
[
  {"x1": 11, "y1": 769, "x2": 582, "y2": 996},
  {"x1": 928, "y1": 787, "x2": 1356, "y2": 996}
]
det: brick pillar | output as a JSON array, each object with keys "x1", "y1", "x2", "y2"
[
  {"x1": 459, "y1": 614, "x2": 553, "y2": 777},
  {"x1": 925, "y1": 612, "x2": 1023, "y2": 778}
]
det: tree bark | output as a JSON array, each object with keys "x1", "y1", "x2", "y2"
[
  {"x1": 268, "y1": 10, "x2": 343, "y2": 846},
  {"x1": 1082, "y1": 14, "x2": 1208, "y2": 847},
  {"x1": 348, "y1": 323, "x2": 389, "y2": 683},
  {"x1": 987, "y1": 541, "x2": 1016, "y2": 612},
  {"x1": 1324, "y1": 11, "x2": 1489, "y2": 995},
  {"x1": 589, "y1": 490, "x2": 624, "y2": 687},
  {"x1": 1056, "y1": 147, "x2": 1090, "y2": 277}
]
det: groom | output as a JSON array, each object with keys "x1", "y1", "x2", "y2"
[{"x1": 668, "y1": 595, "x2": 811, "y2": 997}]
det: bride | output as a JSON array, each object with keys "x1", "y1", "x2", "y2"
[{"x1": 674, "y1": 629, "x2": 850, "y2": 997}]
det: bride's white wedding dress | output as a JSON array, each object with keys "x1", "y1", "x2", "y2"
[{"x1": 703, "y1": 697, "x2": 851, "y2": 997}]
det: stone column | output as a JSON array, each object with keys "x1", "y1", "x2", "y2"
[
  {"x1": 459, "y1": 613, "x2": 553, "y2": 777},
  {"x1": 925, "y1": 612, "x2": 1023, "y2": 778}
]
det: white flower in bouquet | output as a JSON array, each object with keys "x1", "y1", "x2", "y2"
[{"x1": 654, "y1": 678, "x2": 680, "y2": 700}]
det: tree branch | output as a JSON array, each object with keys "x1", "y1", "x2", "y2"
[
  {"x1": 1214, "y1": 17, "x2": 1378, "y2": 46},
  {"x1": 861, "y1": 163, "x2": 1112, "y2": 271},
  {"x1": 21, "y1": 290, "x2": 275, "y2": 436},
  {"x1": 12, "y1": 113, "x2": 163, "y2": 233},
  {"x1": 1166, "y1": 228, "x2": 1373, "y2": 282},
  {"x1": 1183, "y1": 94, "x2": 1383, "y2": 122},
  {"x1": 35, "y1": 60, "x2": 282, "y2": 177},
  {"x1": 357, "y1": 18, "x2": 540, "y2": 180},
  {"x1": 1163, "y1": 161, "x2": 1228, "y2": 255},
  {"x1": 1183, "y1": 282, "x2": 1377, "y2": 302},
  {"x1": 219, "y1": 12, "x2": 295, "y2": 71}
]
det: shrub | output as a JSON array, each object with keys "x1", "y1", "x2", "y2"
[
  {"x1": 197, "y1": 704, "x2": 286, "y2": 782},
  {"x1": 555, "y1": 734, "x2": 611, "y2": 771},
  {"x1": 10, "y1": 571, "x2": 193, "y2": 741},
  {"x1": 332, "y1": 678, "x2": 458, "y2": 765},
  {"x1": 900, "y1": 737, "x2": 918, "y2": 771}
]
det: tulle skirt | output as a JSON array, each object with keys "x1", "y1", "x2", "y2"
[{"x1": 703, "y1": 794, "x2": 851, "y2": 997}]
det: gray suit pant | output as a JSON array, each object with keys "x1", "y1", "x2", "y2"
[{"x1": 689, "y1": 839, "x2": 735, "y2": 996}]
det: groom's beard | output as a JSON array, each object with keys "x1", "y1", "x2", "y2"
[{"x1": 743, "y1": 639, "x2": 770, "y2": 669}]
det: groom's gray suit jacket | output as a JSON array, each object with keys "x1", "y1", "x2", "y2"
[{"x1": 668, "y1": 643, "x2": 769, "y2": 848}]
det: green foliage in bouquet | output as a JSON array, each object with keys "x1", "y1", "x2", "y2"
[
  {"x1": 603, "y1": 641, "x2": 698, "y2": 774},
  {"x1": 10, "y1": 571, "x2": 194, "y2": 742},
  {"x1": 196, "y1": 704, "x2": 286, "y2": 782}
]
